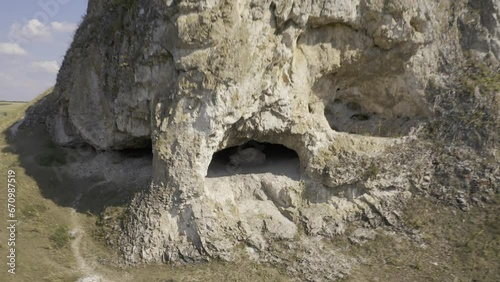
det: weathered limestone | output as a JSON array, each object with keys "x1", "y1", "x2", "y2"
[{"x1": 44, "y1": 0, "x2": 500, "y2": 278}]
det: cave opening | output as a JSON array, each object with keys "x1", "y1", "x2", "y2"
[
  {"x1": 206, "y1": 140, "x2": 300, "y2": 179},
  {"x1": 324, "y1": 99, "x2": 426, "y2": 137},
  {"x1": 75, "y1": 141, "x2": 154, "y2": 213},
  {"x1": 117, "y1": 141, "x2": 153, "y2": 159}
]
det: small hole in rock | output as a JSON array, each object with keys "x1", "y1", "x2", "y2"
[
  {"x1": 350, "y1": 114, "x2": 370, "y2": 121},
  {"x1": 119, "y1": 142, "x2": 153, "y2": 158}
]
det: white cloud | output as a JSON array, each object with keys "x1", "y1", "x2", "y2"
[
  {"x1": 0, "y1": 60, "x2": 58, "y2": 101},
  {"x1": 9, "y1": 19, "x2": 52, "y2": 42},
  {"x1": 8, "y1": 19, "x2": 79, "y2": 44},
  {"x1": 0, "y1": 43, "x2": 28, "y2": 55},
  {"x1": 32, "y1": 61, "x2": 60, "y2": 74},
  {"x1": 51, "y1": 21, "x2": 78, "y2": 33}
]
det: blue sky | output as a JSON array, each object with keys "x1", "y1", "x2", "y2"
[{"x1": 0, "y1": 0, "x2": 88, "y2": 101}]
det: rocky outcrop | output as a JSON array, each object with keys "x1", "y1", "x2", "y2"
[{"x1": 43, "y1": 0, "x2": 499, "y2": 280}]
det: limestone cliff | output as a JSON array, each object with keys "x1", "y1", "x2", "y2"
[{"x1": 41, "y1": 0, "x2": 499, "y2": 279}]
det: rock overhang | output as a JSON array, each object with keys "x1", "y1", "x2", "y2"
[{"x1": 43, "y1": 0, "x2": 500, "y2": 272}]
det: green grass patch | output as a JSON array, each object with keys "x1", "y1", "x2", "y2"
[{"x1": 49, "y1": 225, "x2": 72, "y2": 249}]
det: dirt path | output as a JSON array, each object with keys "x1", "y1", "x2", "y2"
[{"x1": 70, "y1": 191, "x2": 107, "y2": 282}]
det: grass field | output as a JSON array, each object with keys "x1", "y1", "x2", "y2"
[
  {"x1": 0, "y1": 91, "x2": 498, "y2": 281},
  {"x1": 0, "y1": 94, "x2": 81, "y2": 281},
  {"x1": 0, "y1": 102, "x2": 27, "y2": 125}
]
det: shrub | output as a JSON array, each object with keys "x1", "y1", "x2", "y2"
[
  {"x1": 49, "y1": 225, "x2": 71, "y2": 249},
  {"x1": 364, "y1": 163, "x2": 380, "y2": 180},
  {"x1": 424, "y1": 59, "x2": 499, "y2": 149},
  {"x1": 111, "y1": 0, "x2": 136, "y2": 10}
]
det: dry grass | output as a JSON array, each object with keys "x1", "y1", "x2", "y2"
[
  {"x1": 0, "y1": 103, "x2": 26, "y2": 129},
  {"x1": 0, "y1": 93, "x2": 80, "y2": 281},
  {"x1": 340, "y1": 196, "x2": 500, "y2": 282}
]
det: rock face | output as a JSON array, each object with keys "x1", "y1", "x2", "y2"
[{"x1": 45, "y1": 0, "x2": 500, "y2": 278}]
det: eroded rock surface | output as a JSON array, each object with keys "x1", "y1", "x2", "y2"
[{"x1": 42, "y1": 0, "x2": 500, "y2": 280}]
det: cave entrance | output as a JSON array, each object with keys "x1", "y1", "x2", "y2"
[
  {"x1": 324, "y1": 99, "x2": 426, "y2": 137},
  {"x1": 206, "y1": 140, "x2": 300, "y2": 179}
]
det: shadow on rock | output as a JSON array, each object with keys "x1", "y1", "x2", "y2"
[{"x1": 3, "y1": 109, "x2": 152, "y2": 214}]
